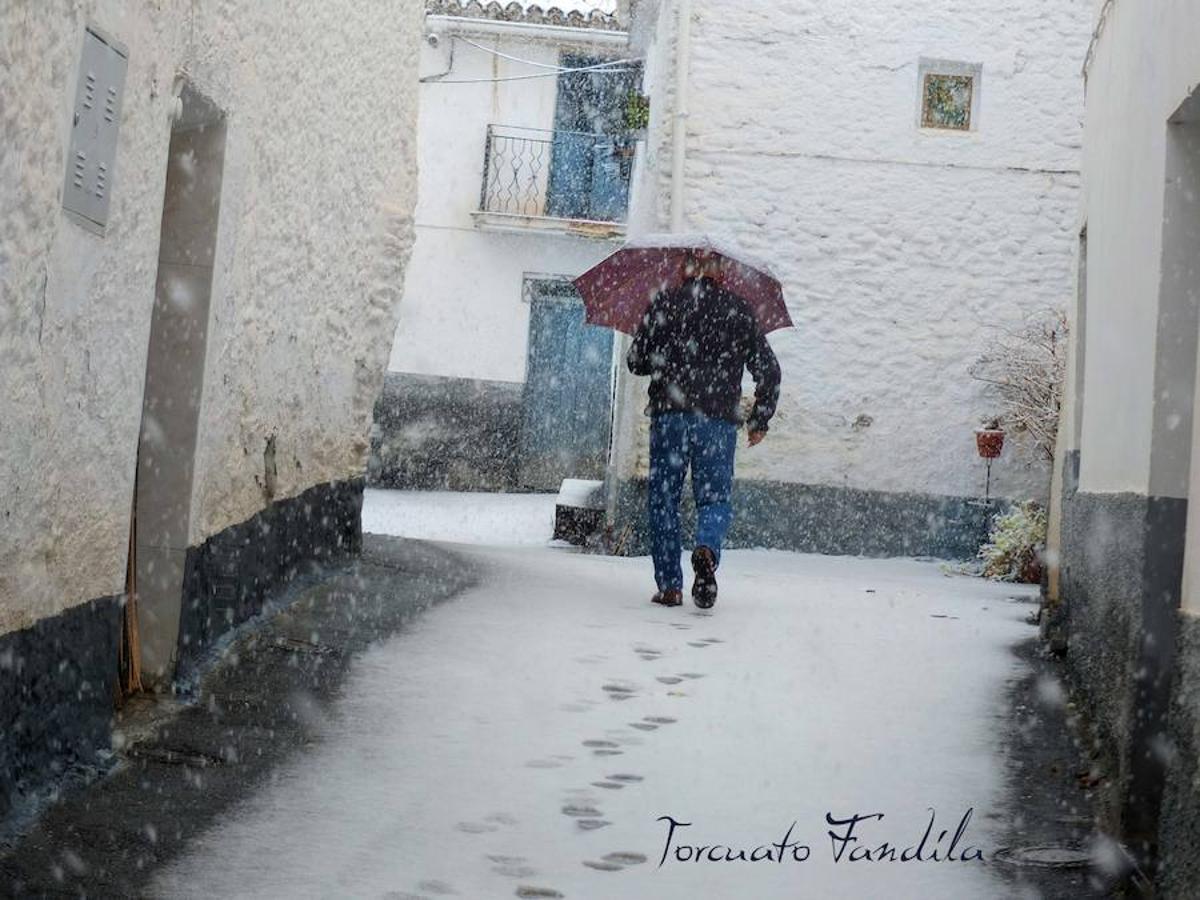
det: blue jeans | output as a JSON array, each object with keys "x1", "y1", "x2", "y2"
[{"x1": 647, "y1": 411, "x2": 737, "y2": 591}]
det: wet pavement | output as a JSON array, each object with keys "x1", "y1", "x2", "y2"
[
  {"x1": 990, "y1": 636, "x2": 1113, "y2": 897},
  {"x1": 0, "y1": 531, "x2": 1110, "y2": 898},
  {"x1": 0, "y1": 536, "x2": 478, "y2": 897}
]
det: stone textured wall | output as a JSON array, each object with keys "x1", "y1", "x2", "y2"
[
  {"x1": 618, "y1": 0, "x2": 1091, "y2": 503},
  {"x1": 0, "y1": 1, "x2": 421, "y2": 636},
  {"x1": 1160, "y1": 614, "x2": 1200, "y2": 896}
]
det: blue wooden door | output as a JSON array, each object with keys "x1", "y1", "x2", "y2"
[
  {"x1": 546, "y1": 54, "x2": 640, "y2": 222},
  {"x1": 587, "y1": 136, "x2": 633, "y2": 222},
  {"x1": 546, "y1": 131, "x2": 592, "y2": 219},
  {"x1": 520, "y1": 284, "x2": 614, "y2": 490}
]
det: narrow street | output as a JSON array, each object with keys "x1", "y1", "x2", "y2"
[
  {"x1": 138, "y1": 491, "x2": 1044, "y2": 899},
  {"x1": 8, "y1": 2, "x2": 1200, "y2": 894}
]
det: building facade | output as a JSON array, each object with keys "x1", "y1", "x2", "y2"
[
  {"x1": 608, "y1": 0, "x2": 1092, "y2": 558},
  {"x1": 373, "y1": 0, "x2": 644, "y2": 493},
  {"x1": 1046, "y1": 0, "x2": 1200, "y2": 889},
  {"x1": 0, "y1": 1, "x2": 420, "y2": 821}
]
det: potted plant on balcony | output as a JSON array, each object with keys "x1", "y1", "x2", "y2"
[
  {"x1": 975, "y1": 416, "x2": 1005, "y2": 459},
  {"x1": 624, "y1": 90, "x2": 650, "y2": 140}
]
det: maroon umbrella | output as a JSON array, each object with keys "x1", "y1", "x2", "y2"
[{"x1": 573, "y1": 233, "x2": 793, "y2": 335}]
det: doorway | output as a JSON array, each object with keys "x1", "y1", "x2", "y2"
[
  {"x1": 519, "y1": 279, "x2": 614, "y2": 490},
  {"x1": 546, "y1": 53, "x2": 641, "y2": 221},
  {"x1": 127, "y1": 84, "x2": 226, "y2": 690}
]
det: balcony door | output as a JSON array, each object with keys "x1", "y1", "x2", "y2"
[
  {"x1": 546, "y1": 53, "x2": 641, "y2": 221},
  {"x1": 519, "y1": 280, "x2": 614, "y2": 490}
]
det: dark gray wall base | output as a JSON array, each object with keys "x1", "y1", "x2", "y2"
[
  {"x1": 176, "y1": 478, "x2": 363, "y2": 676},
  {"x1": 369, "y1": 372, "x2": 524, "y2": 492},
  {"x1": 1039, "y1": 450, "x2": 1080, "y2": 655},
  {"x1": 611, "y1": 477, "x2": 999, "y2": 560},
  {"x1": 0, "y1": 594, "x2": 120, "y2": 823},
  {"x1": 1159, "y1": 614, "x2": 1200, "y2": 897},
  {"x1": 1058, "y1": 487, "x2": 1187, "y2": 867}
]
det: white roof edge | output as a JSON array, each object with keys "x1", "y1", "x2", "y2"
[{"x1": 427, "y1": 15, "x2": 629, "y2": 46}]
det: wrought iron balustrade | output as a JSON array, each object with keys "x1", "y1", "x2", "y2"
[{"x1": 479, "y1": 124, "x2": 637, "y2": 225}]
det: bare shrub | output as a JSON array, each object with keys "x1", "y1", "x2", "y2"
[{"x1": 970, "y1": 311, "x2": 1068, "y2": 462}]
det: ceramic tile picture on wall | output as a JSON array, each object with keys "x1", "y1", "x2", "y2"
[{"x1": 922, "y1": 73, "x2": 974, "y2": 130}]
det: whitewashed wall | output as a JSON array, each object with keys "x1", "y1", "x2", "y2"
[
  {"x1": 0, "y1": 1, "x2": 421, "y2": 635},
  {"x1": 617, "y1": 0, "x2": 1091, "y2": 502},
  {"x1": 1067, "y1": 1, "x2": 1200, "y2": 606},
  {"x1": 389, "y1": 21, "x2": 628, "y2": 385},
  {"x1": 1075, "y1": 1, "x2": 1200, "y2": 496}
]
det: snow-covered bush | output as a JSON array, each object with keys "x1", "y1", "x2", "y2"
[{"x1": 980, "y1": 501, "x2": 1046, "y2": 582}]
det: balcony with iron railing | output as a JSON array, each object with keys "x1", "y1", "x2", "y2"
[{"x1": 473, "y1": 124, "x2": 638, "y2": 238}]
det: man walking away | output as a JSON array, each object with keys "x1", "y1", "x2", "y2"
[{"x1": 626, "y1": 252, "x2": 781, "y2": 609}]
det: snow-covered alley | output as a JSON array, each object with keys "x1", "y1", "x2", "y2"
[{"x1": 147, "y1": 490, "x2": 1043, "y2": 899}]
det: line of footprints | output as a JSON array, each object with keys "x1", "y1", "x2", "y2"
[
  {"x1": 422, "y1": 624, "x2": 725, "y2": 899},
  {"x1": 531, "y1": 626, "x2": 725, "y2": 897}
]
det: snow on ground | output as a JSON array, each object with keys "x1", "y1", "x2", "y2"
[
  {"x1": 153, "y1": 492, "x2": 1037, "y2": 899},
  {"x1": 362, "y1": 488, "x2": 557, "y2": 545}
]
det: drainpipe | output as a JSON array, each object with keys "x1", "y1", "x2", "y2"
[
  {"x1": 606, "y1": 0, "x2": 694, "y2": 540},
  {"x1": 669, "y1": 0, "x2": 692, "y2": 231}
]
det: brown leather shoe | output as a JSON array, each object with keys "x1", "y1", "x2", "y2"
[{"x1": 651, "y1": 589, "x2": 683, "y2": 607}]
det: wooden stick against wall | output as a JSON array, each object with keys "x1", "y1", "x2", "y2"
[{"x1": 118, "y1": 473, "x2": 143, "y2": 699}]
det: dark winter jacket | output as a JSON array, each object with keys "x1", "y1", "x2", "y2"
[{"x1": 626, "y1": 277, "x2": 781, "y2": 432}]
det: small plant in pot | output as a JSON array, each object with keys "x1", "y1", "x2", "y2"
[{"x1": 975, "y1": 416, "x2": 1005, "y2": 459}]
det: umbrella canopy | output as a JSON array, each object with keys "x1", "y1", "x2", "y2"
[{"x1": 573, "y1": 233, "x2": 793, "y2": 335}]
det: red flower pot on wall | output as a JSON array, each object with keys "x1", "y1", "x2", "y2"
[{"x1": 975, "y1": 428, "x2": 1005, "y2": 459}]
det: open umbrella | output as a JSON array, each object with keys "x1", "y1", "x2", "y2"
[{"x1": 573, "y1": 233, "x2": 793, "y2": 335}]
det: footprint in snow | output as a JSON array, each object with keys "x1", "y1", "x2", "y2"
[
  {"x1": 644, "y1": 716, "x2": 676, "y2": 725},
  {"x1": 562, "y1": 804, "x2": 602, "y2": 818},
  {"x1": 604, "y1": 852, "x2": 648, "y2": 866},
  {"x1": 489, "y1": 854, "x2": 536, "y2": 878},
  {"x1": 582, "y1": 739, "x2": 619, "y2": 748},
  {"x1": 679, "y1": 672, "x2": 705, "y2": 680},
  {"x1": 417, "y1": 880, "x2": 458, "y2": 895},
  {"x1": 454, "y1": 821, "x2": 498, "y2": 834},
  {"x1": 492, "y1": 861, "x2": 538, "y2": 879},
  {"x1": 656, "y1": 675, "x2": 683, "y2": 685},
  {"x1": 629, "y1": 722, "x2": 657, "y2": 731},
  {"x1": 583, "y1": 860, "x2": 623, "y2": 871},
  {"x1": 582, "y1": 851, "x2": 649, "y2": 872},
  {"x1": 576, "y1": 819, "x2": 611, "y2": 831},
  {"x1": 602, "y1": 683, "x2": 637, "y2": 696},
  {"x1": 607, "y1": 773, "x2": 643, "y2": 783},
  {"x1": 515, "y1": 888, "x2": 565, "y2": 899},
  {"x1": 592, "y1": 780, "x2": 625, "y2": 790}
]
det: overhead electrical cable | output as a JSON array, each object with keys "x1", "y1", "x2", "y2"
[
  {"x1": 421, "y1": 34, "x2": 643, "y2": 84},
  {"x1": 456, "y1": 36, "x2": 639, "y2": 72}
]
